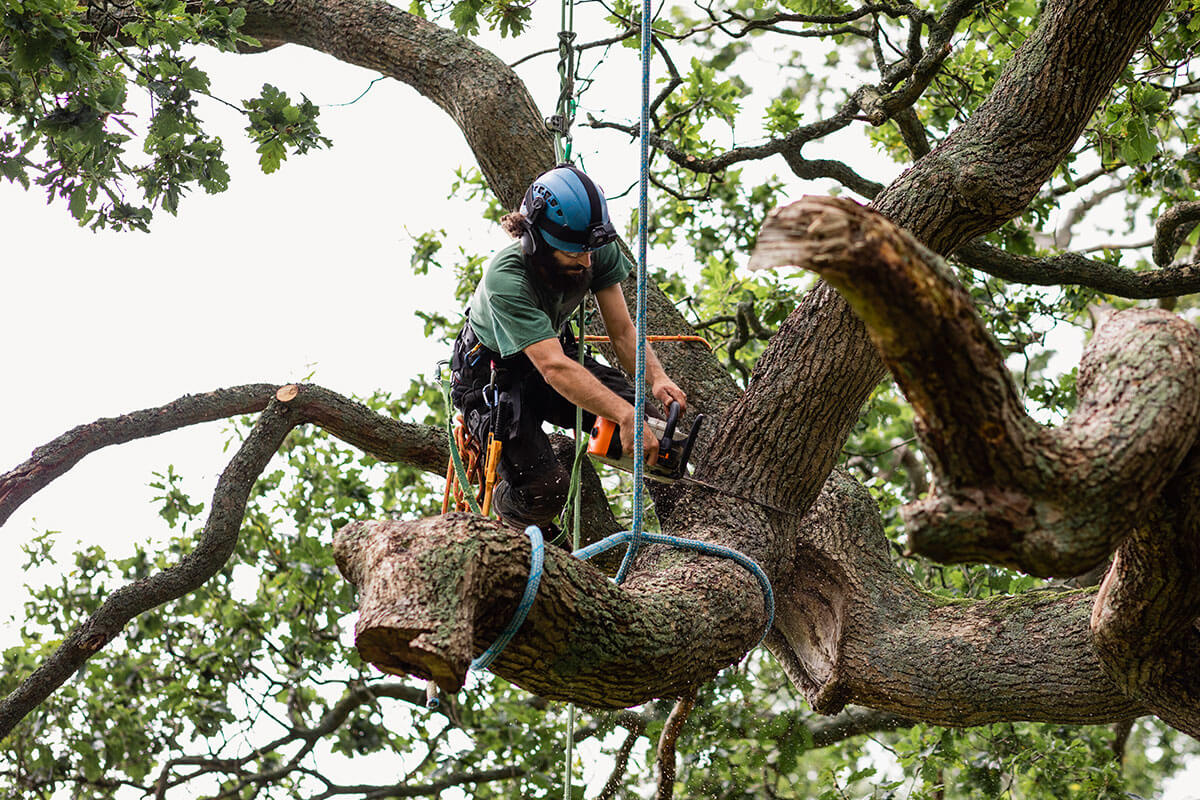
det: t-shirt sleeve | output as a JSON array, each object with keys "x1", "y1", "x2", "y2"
[
  {"x1": 485, "y1": 270, "x2": 558, "y2": 357},
  {"x1": 590, "y1": 241, "x2": 633, "y2": 291}
]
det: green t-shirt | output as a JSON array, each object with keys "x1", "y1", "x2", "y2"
[{"x1": 468, "y1": 240, "x2": 632, "y2": 358}]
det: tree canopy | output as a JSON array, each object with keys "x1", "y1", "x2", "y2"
[{"x1": 5, "y1": 0, "x2": 1200, "y2": 797}]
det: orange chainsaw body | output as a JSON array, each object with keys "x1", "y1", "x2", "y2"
[{"x1": 586, "y1": 403, "x2": 703, "y2": 483}]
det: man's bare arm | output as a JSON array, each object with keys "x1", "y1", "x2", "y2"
[
  {"x1": 524, "y1": 336, "x2": 660, "y2": 462},
  {"x1": 593, "y1": 284, "x2": 687, "y2": 413}
]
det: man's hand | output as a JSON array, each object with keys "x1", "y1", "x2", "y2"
[
  {"x1": 620, "y1": 411, "x2": 661, "y2": 466},
  {"x1": 652, "y1": 378, "x2": 687, "y2": 416}
]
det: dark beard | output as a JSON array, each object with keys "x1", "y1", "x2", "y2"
[{"x1": 529, "y1": 248, "x2": 593, "y2": 294}]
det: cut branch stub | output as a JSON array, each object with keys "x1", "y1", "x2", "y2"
[
  {"x1": 333, "y1": 515, "x2": 767, "y2": 707},
  {"x1": 751, "y1": 196, "x2": 1200, "y2": 576}
]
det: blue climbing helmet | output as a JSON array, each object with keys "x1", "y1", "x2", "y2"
[{"x1": 519, "y1": 164, "x2": 618, "y2": 254}]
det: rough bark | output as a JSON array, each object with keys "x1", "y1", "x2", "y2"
[
  {"x1": 751, "y1": 197, "x2": 1200, "y2": 577},
  {"x1": 772, "y1": 469, "x2": 1145, "y2": 725},
  {"x1": 1091, "y1": 449, "x2": 1200, "y2": 737},
  {"x1": 334, "y1": 514, "x2": 769, "y2": 706}
]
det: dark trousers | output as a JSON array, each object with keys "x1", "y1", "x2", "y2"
[{"x1": 450, "y1": 325, "x2": 636, "y2": 528}]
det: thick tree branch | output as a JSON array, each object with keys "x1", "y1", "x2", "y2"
[
  {"x1": 0, "y1": 384, "x2": 274, "y2": 526},
  {"x1": 333, "y1": 513, "x2": 771, "y2": 706},
  {"x1": 0, "y1": 397, "x2": 299, "y2": 740},
  {"x1": 957, "y1": 239, "x2": 1200, "y2": 299},
  {"x1": 751, "y1": 196, "x2": 1200, "y2": 576},
  {"x1": 769, "y1": 469, "x2": 1145, "y2": 725},
  {"x1": 699, "y1": 279, "x2": 886, "y2": 516},
  {"x1": 0, "y1": 384, "x2": 445, "y2": 528},
  {"x1": 1091, "y1": 447, "x2": 1200, "y2": 738},
  {"x1": 684, "y1": 0, "x2": 1170, "y2": 527}
]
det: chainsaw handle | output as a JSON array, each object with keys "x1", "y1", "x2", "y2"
[{"x1": 659, "y1": 400, "x2": 681, "y2": 453}]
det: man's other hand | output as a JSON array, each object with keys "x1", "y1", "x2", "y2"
[
  {"x1": 652, "y1": 378, "x2": 687, "y2": 416},
  {"x1": 620, "y1": 413, "x2": 661, "y2": 466}
]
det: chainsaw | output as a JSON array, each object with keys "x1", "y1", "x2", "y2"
[{"x1": 586, "y1": 401, "x2": 704, "y2": 483}]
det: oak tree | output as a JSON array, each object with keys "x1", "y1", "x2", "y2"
[{"x1": 4, "y1": 0, "x2": 1200, "y2": 796}]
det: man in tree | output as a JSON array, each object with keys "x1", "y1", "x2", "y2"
[{"x1": 450, "y1": 164, "x2": 687, "y2": 532}]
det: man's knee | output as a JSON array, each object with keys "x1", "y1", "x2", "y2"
[{"x1": 493, "y1": 469, "x2": 570, "y2": 526}]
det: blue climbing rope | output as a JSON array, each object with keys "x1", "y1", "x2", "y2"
[
  {"x1": 614, "y1": 0, "x2": 655, "y2": 586},
  {"x1": 576, "y1": 531, "x2": 775, "y2": 646},
  {"x1": 470, "y1": 525, "x2": 545, "y2": 671},
  {"x1": 471, "y1": 525, "x2": 775, "y2": 669}
]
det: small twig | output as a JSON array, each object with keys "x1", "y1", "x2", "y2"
[
  {"x1": 655, "y1": 687, "x2": 697, "y2": 800},
  {"x1": 596, "y1": 713, "x2": 647, "y2": 800}
]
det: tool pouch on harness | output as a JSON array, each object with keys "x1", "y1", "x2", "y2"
[
  {"x1": 492, "y1": 388, "x2": 519, "y2": 442},
  {"x1": 451, "y1": 319, "x2": 526, "y2": 444}
]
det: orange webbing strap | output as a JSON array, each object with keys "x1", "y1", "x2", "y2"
[
  {"x1": 480, "y1": 433, "x2": 503, "y2": 517},
  {"x1": 581, "y1": 334, "x2": 713, "y2": 351},
  {"x1": 442, "y1": 417, "x2": 502, "y2": 517},
  {"x1": 441, "y1": 457, "x2": 456, "y2": 513}
]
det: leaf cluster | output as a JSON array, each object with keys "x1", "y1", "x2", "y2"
[{"x1": 0, "y1": 0, "x2": 328, "y2": 228}]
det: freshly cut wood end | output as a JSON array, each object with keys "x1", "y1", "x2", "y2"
[
  {"x1": 275, "y1": 384, "x2": 300, "y2": 403},
  {"x1": 356, "y1": 626, "x2": 468, "y2": 693}
]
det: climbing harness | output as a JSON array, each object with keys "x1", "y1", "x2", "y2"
[
  {"x1": 440, "y1": 368, "x2": 504, "y2": 518},
  {"x1": 441, "y1": 413, "x2": 483, "y2": 516}
]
